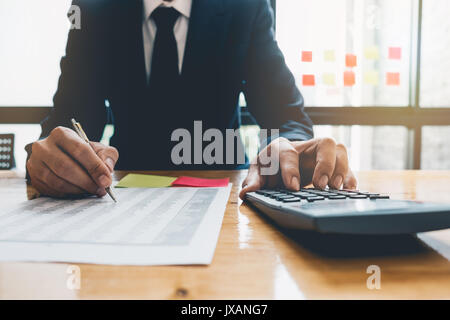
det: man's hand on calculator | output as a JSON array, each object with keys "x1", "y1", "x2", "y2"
[{"x1": 240, "y1": 137, "x2": 357, "y2": 200}]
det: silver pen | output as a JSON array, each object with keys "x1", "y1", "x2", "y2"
[{"x1": 71, "y1": 118, "x2": 117, "y2": 202}]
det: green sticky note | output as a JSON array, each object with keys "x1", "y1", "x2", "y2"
[{"x1": 115, "y1": 174, "x2": 177, "y2": 188}]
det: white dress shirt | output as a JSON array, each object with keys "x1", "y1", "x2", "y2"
[{"x1": 142, "y1": 0, "x2": 193, "y2": 79}]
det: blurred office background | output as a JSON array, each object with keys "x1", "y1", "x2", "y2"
[{"x1": 1, "y1": 0, "x2": 450, "y2": 171}]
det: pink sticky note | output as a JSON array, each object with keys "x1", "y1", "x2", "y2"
[
  {"x1": 386, "y1": 72, "x2": 400, "y2": 86},
  {"x1": 389, "y1": 47, "x2": 402, "y2": 60},
  {"x1": 171, "y1": 176, "x2": 230, "y2": 188},
  {"x1": 345, "y1": 54, "x2": 357, "y2": 68},
  {"x1": 302, "y1": 74, "x2": 316, "y2": 86},
  {"x1": 301, "y1": 51, "x2": 313, "y2": 62},
  {"x1": 344, "y1": 71, "x2": 356, "y2": 86},
  {"x1": 326, "y1": 87, "x2": 341, "y2": 96}
]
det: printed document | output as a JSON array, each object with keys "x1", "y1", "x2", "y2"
[{"x1": 0, "y1": 185, "x2": 231, "y2": 265}]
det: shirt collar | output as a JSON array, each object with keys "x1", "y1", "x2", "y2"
[{"x1": 143, "y1": 0, "x2": 192, "y2": 20}]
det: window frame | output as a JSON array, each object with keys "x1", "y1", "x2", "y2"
[{"x1": 242, "y1": 0, "x2": 450, "y2": 170}]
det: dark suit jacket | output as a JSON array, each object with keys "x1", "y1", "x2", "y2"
[{"x1": 37, "y1": 0, "x2": 314, "y2": 170}]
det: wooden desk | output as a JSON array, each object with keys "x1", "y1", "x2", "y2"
[{"x1": 0, "y1": 170, "x2": 449, "y2": 299}]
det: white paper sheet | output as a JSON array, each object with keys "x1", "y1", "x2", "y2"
[{"x1": 0, "y1": 184, "x2": 231, "y2": 265}]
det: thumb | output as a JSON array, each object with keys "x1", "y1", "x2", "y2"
[{"x1": 239, "y1": 164, "x2": 266, "y2": 200}]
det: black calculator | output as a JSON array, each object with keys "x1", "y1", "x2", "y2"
[
  {"x1": 245, "y1": 188, "x2": 450, "y2": 235},
  {"x1": 0, "y1": 134, "x2": 14, "y2": 170}
]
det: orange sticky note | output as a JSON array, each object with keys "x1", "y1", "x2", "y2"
[
  {"x1": 301, "y1": 51, "x2": 313, "y2": 62},
  {"x1": 386, "y1": 72, "x2": 400, "y2": 86},
  {"x1": 389, "y1": 47, "x2": 402, "y2": 60},
  {"x1": 302, "y1": 74, "x2": 315, "y2": 86},
  {"x1": 345, "y1": 54, "x2": 357, "y2": 68},
  {"x1": 344, "y1": 71, "x2": 355, "y2": 86}
]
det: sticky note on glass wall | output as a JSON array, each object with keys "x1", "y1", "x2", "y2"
[
  {"x1": 326, "y1": 87, "x2": 341, "y2": 96},
  {"x1": 386, "y1": 72, "x2": 400, "y2": 86},
  {"x1": 344, "y1": 71, "x2": 355, "y2": 86},
  {"x1": 324, "y1": 50, "x2": 335, "y2": 62},
  {"x1": 364, "y1": 70, "x2": 379, "y2": 85},
  {"x1": 364, "y1": 46, "x2": 380, "y2": 60},
  {"x1": 302, "y1": 74, "x2": 316, "y2": 86},
  {"x1": 345, "y1": 54, "x2": 357, "y2": 68},
  {"x1": 322, "y1": 73, "x2": 336, "y2": 86},
  {"x1": 389, "y1": 47, "x2": 402, "y2": 60},
  {"x1": 301, "y1": 51, "x2": 313, "y2": 62}
]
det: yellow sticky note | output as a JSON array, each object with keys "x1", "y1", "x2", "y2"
[
  {"x1": 323, "y1": 73, "x2": 336, "y2": 86},
  {"x1": 115, "y1": 174, "x2": 177, "y2": 188},
  {"x1": 364, "y1": 46, "x2": 380, "y2": 60},
  {"x1": 324, "y1": 50, "x2": 335, "y2": 62},
  {"x1": 364, "y1": 70, "x2": 379, "y2": 85}
]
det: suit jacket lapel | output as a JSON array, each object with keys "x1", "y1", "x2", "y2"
[
  {"x1": 181, "y1": 0, "x2": 229, "y2": 78},
  {"x1": 113, "y1": 0, "x2": 147, "y2": 93}
]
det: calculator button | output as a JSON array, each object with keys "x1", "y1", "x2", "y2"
[
  {"x1": 278, "y1": 189, "x2": 294, "y2": 194},
  {"x1": 362, "y1": 193, "x2": 381, "y2": 197},
  {"x1": 308, "y1": 191, "x2": 338, "y2": 198},
  {"x1": 306, "y1": 196, "x2": 325, "y2": 202},
  {"x1": 370, "y1": 195, "x2": 390, "y2": 199},
  {"x1": 263, "y1": 190, "x2": 279, "y2": 195},
  {"x1": 349, "y1": 195, "x2": 368, "y2": 199},
  {"x1": 321, "y1": 192, "x2": 339, "y2": 197},
  {"x1": 328, "y1": 195, "x2": 346, "y2": 200},
  {"x1": 283, "y1": 198, "x2": 301, "y2": 203},
  {"x1": 275, "y1": 195, "x2": 295, "y2": 201},
  {"x1": 290, "y1": 192, "x2": 313, "y2": 199},
  {"x1": 331, "y1": 191, "x2": 354, "y2": 197}
]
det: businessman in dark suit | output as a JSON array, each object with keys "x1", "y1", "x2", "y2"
[{"x1": 26, "y1": 0, "x2": 357, "y2": 198}]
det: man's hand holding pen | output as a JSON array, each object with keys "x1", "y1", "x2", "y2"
[{"x1": 27, "y1": 126, "x2": 119, "y2": 199}]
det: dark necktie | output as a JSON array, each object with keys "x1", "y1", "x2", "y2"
[{"x1": 149, "y1": 7, "x2": 181, "y2": 92}]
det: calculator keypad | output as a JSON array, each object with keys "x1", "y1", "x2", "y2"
[{"x1": 255, "y1": 188, "x2": 389, "y2": 203}]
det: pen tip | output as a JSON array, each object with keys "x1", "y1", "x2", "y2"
[{"x1": 109, "y1": 192, "x2": 118, "y2": 203}]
